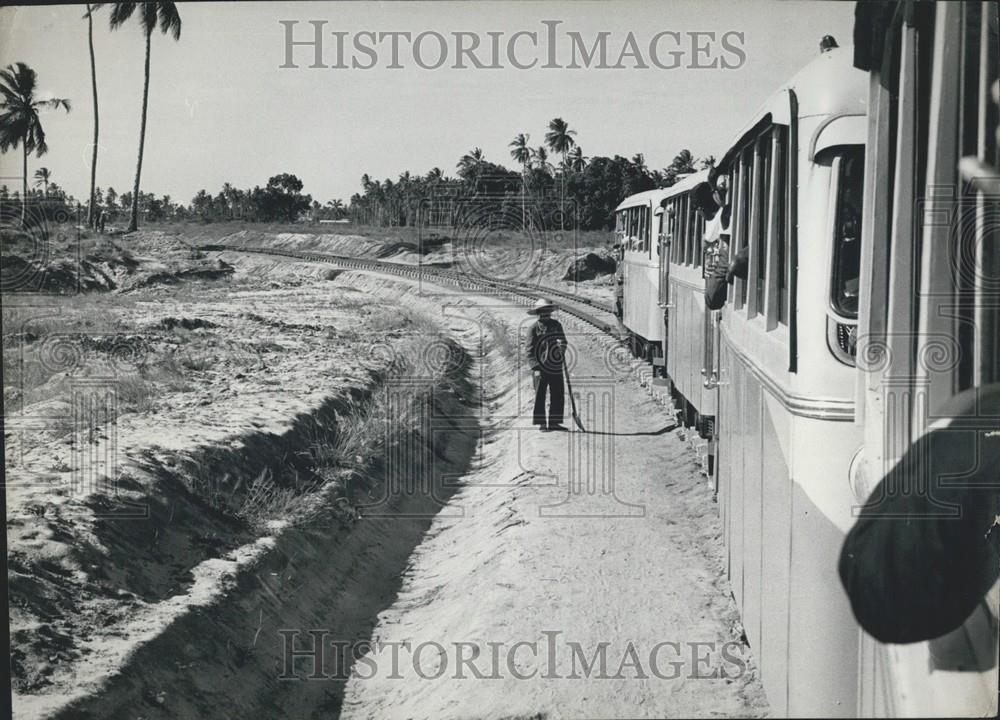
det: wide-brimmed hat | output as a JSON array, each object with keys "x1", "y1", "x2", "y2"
[{"x1": 527, "y1": 298, "x2": 557, "y2": 315}]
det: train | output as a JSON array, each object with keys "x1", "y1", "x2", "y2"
[{"x1": 613, "y1": 2, "x2": 999, "y2": 716}]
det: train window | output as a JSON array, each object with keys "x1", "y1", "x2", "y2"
[
  {"x1": 637, "y1": 207, "x2": 644, "y2": 253},
  {"x1": 830, "y1": 147, "x2": 865, "y2": 318},
  {"x1": 644, "y1": 205, "x2": 651, "y2": 255},
  {"x1": 681, "y1": 197, "x2": 688, "y2": 265},
  {"x1": 676, "y1": 197, "x2": 684, "y2": 264},
  {"x1": 655, "y1": 207, "x2": 663, "y2": 257},
  {"x1": 634, "y1": 207, "x2": 641, "y2": 251},
  {"x1": 954, "y1": 0, "x2": 1000, "y2": 390},
  {"x1": 688, "y1": 194, "x2": 696, "y2": 264},
  {"x1": 628, "y1": 207, "x2": 637, "y2": 250},
  {"x1": 753, "y1": 130, "x2": 774, "y2": 317},
  {"x1": 649, "y1": 205, "x2": 654, "y2": 255},
  {"x1": 774, "y1": 127, "x2": 789, "y2": 325},
  {"x1": 685, "y1": 195, "x2": 692, "y2": 264},
  {"x1": 735, "y1": 144, "x2": 754, "y2": 309},
  {"x1": 672, "y1": 200, "x2": 679, "y2": 263},
  {"x1": 680, "y1": 196, "x2": 689, "y2": 265},
  {"x1": 644, "y1": 205, "x2": 651, "y2": 254},
  {"x1": 670, "y1": 200, "x2": 678, "y2": 263},
  {"x1": 694, "y1": 211, "x2": 704, "y2": 268}
]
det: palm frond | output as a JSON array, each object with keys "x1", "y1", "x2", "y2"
[
  {"x1": 158, "y1": 1, "x2": 181, "y2": 40},
  {"x1": 39, "y1": 97, "x2": 71, "y2": 112},
  {"x1": 108, "y1": 2, "x2": 138, "y2": 30}
]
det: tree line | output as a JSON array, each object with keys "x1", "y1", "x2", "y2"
[
  {"x1": 349, "y1": 118, "x2": 714, "y2": 231},
  {"x1": 0, "y1": 170, "x2": 332, "y2": 225}
]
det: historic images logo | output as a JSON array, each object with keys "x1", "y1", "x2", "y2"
[
  {"x1": 279, "y1": 20, "x2": 746, "y2": 70},
  {"x1": 278, "y1": 630, "x2": 749, "y2": 682}
]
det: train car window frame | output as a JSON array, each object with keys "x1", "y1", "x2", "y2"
[
  {"x1": 764, "y1": 126, "x2": 789, "y2": 331},
  {"x1": 671, "y1": 198, "x2": 680, "y2": 263},
  {"x1": 944, "y1": 0, "x2": 1000, "y2": 394},
  {"x1": 630, "y1": 206, "x2": 639, "y2": 250},
  {"x1": 642, "y1": 204, "x2": 651, "y2": 255},
  {"x1": 649, "y1": 203, "x2": 656, "y2": 260},
  {"x1": 827, "y1": 146, "x2": 866, "y2": 322},
  {"x1": 681, "y1": 195, "x2": 690, "y2": 265},
  {"x1": 694, "y1": 211, "x2": 704, "y2": 269},
  {"x1": 734, "y1": 143, "x2": 754, "y2": 310},
  {"x1": 658, "y1": 205, "x2": 670, "y2": 306},
  {"x1": 747, "y1": 135, "x2": 766, "y2": 319},
  {"x1": 730, "y1": 152, "x2": 745, "y2": 307},
  {"x1": 640, "y1": 205, "x2": 646, "y2": 252}
]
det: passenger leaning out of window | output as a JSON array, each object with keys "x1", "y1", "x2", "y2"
[{"x1": 693, "y1": 179, "x2": 747, "y2": 310}]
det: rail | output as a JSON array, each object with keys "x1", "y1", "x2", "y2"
[{"x1": 216, "y1": 244, "x2": 622, "y2": 339}]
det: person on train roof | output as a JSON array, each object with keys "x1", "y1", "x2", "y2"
[{"x1": 692, "y1": 180, "x2": 747, "y2": 311}]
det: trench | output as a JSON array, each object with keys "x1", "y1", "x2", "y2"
[{"x1": 52, "y1": 334, "x2": 486, "y2": 719}]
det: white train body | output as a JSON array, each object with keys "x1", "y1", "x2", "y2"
[{"x1": 617, "y1": 6, "x2": 999, "y2": 715}]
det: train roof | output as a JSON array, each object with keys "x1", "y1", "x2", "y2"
[
  {"x1": 721, "y1": 44, "x2": 867, "y2": 165},
  {"x1": 613, "y1": 169, "x2": 710, "y2": 212}
]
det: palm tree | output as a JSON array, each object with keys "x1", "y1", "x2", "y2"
[
  {"x1": 326, "y1": 198, "x2": 345, "y2": 219},
  {"x1": 509, "y1": 133, "x2": 531, "y2": 170},
  {"x1": 108, "y1": 2, "x2": 182, "y2": 232},
  {"x1": 567, "y1": 146, "x2": 586, "y2": 173},
  {"x1": 700, "y1": 155, "x2": 717, "y2": 170},
  {"x1": 457, "y1": 147, "x2": 485, "y2": 183},
  {"x1": 545, "y1": 118, "x2": 577, "y2": 229},
  {"x1": 84, "y1": 4, "x2": 101, "y2": 227},
  {"x1": 544, "y1": 117, "x2": 576, "y2": 158},
  {"x1": 221, "y1": 181, "x2": 240, "y2": 219},
  {"x1": 0, "y1": 62, "x2": 71, "y2": 223},
  {"x1": 669, "y1": 149, "x2": 695, "y2": 175},
  {"x1": 531, "y1": 146, "x2": 551, "y2": 172},
  {"x1": 509, "y1": 133, "x2": 531, "y2": 227},
  {"x1": 33, "y1": 167, "x2": 51, "y2": 197}
]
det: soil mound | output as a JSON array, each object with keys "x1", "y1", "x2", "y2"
[{"x1": 561, "y1": 251, "x2": 616, "y2": 281}]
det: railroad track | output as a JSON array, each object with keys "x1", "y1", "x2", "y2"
[{"x1": 219, "y1": 244, "x2": 621, "y2": 338}]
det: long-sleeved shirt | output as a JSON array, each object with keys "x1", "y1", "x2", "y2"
[{"x1": 527, "y1": 317, "x2": 567, "y2": 373}]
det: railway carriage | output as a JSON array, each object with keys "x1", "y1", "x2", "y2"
[
  {"x1": 617, "y1": 6, "x2": 1000, "y2": 715},
  {"x1": 615, "y1": 173, "x2": 714, "y2": 436},
  {"x1": 708, "y1": 42, "x2": 869, "y2": 717},
  {"x1": 615, "y1": 187, "x2": 674, "y2": 367},
  {"x1": 617, "y1": 40, "x2": 884, "y2": 716},
  {"x1": 849, "y1": 1, "x2": 999, "y2": 716}
]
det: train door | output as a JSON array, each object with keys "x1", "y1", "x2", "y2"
[
  {"x1": 854, "y1": 1, "x2": 999, "y2": 715},
  {"x1": 656, "y1": 201, "x2": 671, "y2": 379}
]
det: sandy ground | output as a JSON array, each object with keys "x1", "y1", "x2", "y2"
[
  {"x1": 5, "y1": 232, "x2": 766, "y2": 718},
  {"x1": 335, "y1": 293, "x2": 769, "y2": 719},
  {"x1": 5, "y1": 249, "x2": 456, "y2": 717}
]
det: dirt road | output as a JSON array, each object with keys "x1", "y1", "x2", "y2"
[{"x1": 331, "y1": 289, "x2": 770, "y2": 718}]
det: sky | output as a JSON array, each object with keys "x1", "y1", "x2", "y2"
[{"x1": 0, "y1": 1, "x2": 856, "y2": 205}]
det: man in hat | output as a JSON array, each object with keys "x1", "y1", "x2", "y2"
[{"x1": 527, "y1": 298, "x2": 568, "y2": 432}]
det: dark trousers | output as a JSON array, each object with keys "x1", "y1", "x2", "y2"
[{"x1": 533, "y1": 370, "x2": 565, "y2": 426}]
